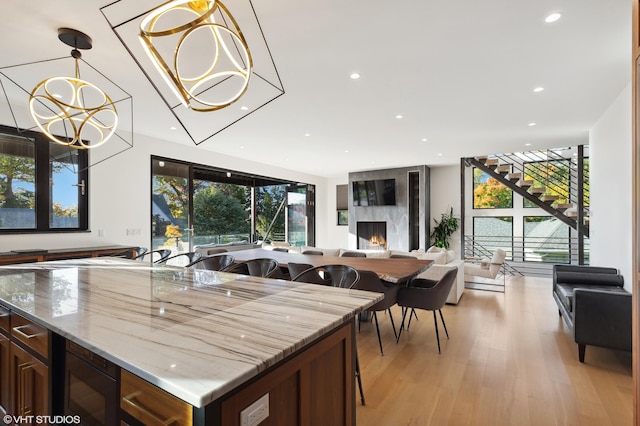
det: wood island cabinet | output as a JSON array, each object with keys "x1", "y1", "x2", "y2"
[
  {"x1": 10, "y1": 342, "x2": 48, "y2": 416},
  {"x1": 0, "y1": 306, "x2": 50, "y2": 418}
]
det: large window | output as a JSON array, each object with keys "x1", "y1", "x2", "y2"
[
  {"x1": 151, "y1": 157, "x2": 315, "y2": 253},
  {"x1": 473, "y1": 168, "x2": 512, "y2": 209},
  {"x1": 523, "y1": 216, "x2": 570, "y2": 263},
  {"x1": 472, "y1": 216, "x2": 513, "y2": 259},
  {"x1": 0, "y1": 125, "x2": 88, "y2": 232}
]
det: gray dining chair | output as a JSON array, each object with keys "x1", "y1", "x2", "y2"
[
  {"x1": 396, "y1": 268, "x2": 458, "y2": 353},
  {"x1": 134, "y1": 249, "x2": 171, "y2": 263},
  {"x1": 225, "y1": 258, "x2": 280, "y2": 278},
  {"x1": 352, "y1": 270, "x2": 399, "y2": 356},
  {"x1": 188, "y1": 254, "x2": 235, "y2": 271}
]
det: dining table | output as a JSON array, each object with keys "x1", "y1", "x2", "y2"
[{"x1": 224, "y1": 248, "x2": 432, "y2": 284}]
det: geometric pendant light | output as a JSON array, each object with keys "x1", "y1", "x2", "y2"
[
  {"x1": 29, "y1": 28, "x2": 118, "y2": 149},
  {"x1": 0, "y1": 28, "x2": 133, "y2": 172},
  {"x1": 101, "y1": 0, "x2": 284, "y2": 146}
]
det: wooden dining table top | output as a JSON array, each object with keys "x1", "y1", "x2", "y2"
[{"x1": 225, "y1": 248, "x2": 432, "y2": 284}]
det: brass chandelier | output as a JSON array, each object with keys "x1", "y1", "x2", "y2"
[
  {"x1": 101, "y1": 0, "x2": 284, "y2": 146},
  {"x1": 29, "y1": 28, "x2": 118, "y2": 149},
  {"x1": 139, "y1": 0, "x2": 253, "y2": 111}
]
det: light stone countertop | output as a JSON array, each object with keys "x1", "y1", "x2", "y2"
[{"x1": 0, "y1": 258, "x2": 381, "y2": 407}]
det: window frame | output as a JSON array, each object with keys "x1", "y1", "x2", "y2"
[{"x1": 0, "y1": 124, "x2": 88, "y2": 234}]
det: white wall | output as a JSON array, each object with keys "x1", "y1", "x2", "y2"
[
  {"x1": 589, "y1": 82, "x2": 633, "y2": 291},
  {"x1": 0, "y1": 134, "x2": 330, "y2": 252},
  {"x1": 429, "y1": 165, "x2": 462, "y2": 258}
]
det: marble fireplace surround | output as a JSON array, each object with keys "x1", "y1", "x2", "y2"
[{"x1": 348, "y1": 165, "x2": 430, "y2": 252}]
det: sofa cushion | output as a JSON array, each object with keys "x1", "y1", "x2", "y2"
[
  {"x1": 555, "y1": 271, "x2": 623, "y2": 287},
  {"x1": 556, "y1": 283, "x2": 628, "y2": 312},
  {"x1": 418, "y1": 251, "x2": 447, "y2": 265}
]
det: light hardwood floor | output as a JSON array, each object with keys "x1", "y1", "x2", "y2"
[{"x1": 355, "y1": 276, "x2": 633, "y2": 425}]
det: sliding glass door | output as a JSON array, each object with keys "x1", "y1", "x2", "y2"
[
  {"x1": 151, "y1": 159, "x2": 190, "y2": 252},
  {"x1": 151, "y1": 156, "x2": 315, "y2": 253}
]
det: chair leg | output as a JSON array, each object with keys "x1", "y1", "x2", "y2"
[
  {"x1": 438, "y1": 309, "x2": 449, "y2": 339},
  {"x1": 388, "y1": 308, "x2": 398, "y2": 341},
  {"x1": 433, "y1": 311, "x2": 441, "y2": 354},
  {"x1": 355, "y1": 352, "x2": 365, "y2": 405},
  {"x1": 578, "y1": 344, "x2": 586, "y2": 363},
  {"x1": 407, "y1": 308, "x2": 416, "y2": 330},
  {"x1": 396, "y1": 307, "x2": 409, "y2": 343},
  {"x1": 373, "y1": 312, "x2": 384, "y2": 356}
]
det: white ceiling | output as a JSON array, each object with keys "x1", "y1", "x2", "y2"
[{"x1": 0, "y1": 0, "x2": 631, "y2": 178}]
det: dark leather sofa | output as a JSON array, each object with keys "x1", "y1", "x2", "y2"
[{"x1": 552, "y1": 264, "x2": 631, "y2": 362}]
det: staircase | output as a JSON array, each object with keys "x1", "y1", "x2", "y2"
[{"x1": 465, "y1": 148, "x2": 590, "y2": 241}]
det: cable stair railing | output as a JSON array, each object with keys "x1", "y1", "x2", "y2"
[
  {"x1": 464, "y1": 235, "x2": 590, "y2": 278},
  {"x1": 465, "y1": 148, "x2": 589, "y2": 238}
]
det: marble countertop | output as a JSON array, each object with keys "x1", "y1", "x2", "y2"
[{"x1": 0, "y1": 258, "x2": 381, "y2": 407}]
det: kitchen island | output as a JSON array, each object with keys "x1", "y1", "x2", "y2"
[{"x1": 0, "y1": 258, "x2": 381, "y2": 425}]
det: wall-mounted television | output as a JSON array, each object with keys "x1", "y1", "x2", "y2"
[{"x1": 352, "y1": 179, "x2": 396, "y2": 206}]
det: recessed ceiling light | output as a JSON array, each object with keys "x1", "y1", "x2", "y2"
[
  {"x1": 345, "y1": 150, "x2": 350, "y2": 153},
  {"x1": 437, "y1": 153, "x2": 443, "y2": 157},
  {"x1": 396, "y1": 115, "x2": 403, "y2": 119},
  {"x1": 528, "y1": 122, "x2": 537, "y2": 127},
  {"x1": 422, "y1": 138, "x2": 428, "y2": 142},
  {"x1": 240, "y1": 146, "x2": 245, "y2": 149},
  {"x1": 533, "y1": 87, "x2": 544, "y2": 93},
  {"x1": 350, "y1": 73, "x2": 360, "y2": 79},
  {"x1": 525, "y1": 143, "x2": 532, "y2": 146},
  {"x1": 170, "y1": 126, "x2": 176, "y2": 130},
  {"x1": 545, "y1": 13, "x2": 562, "y2": 23},
  {"x1": 304, "y1": 133, "x2": 310, "y2": 137},
  {"x1": 240, "y1": 106, "x2": 248, "y2": 111}
]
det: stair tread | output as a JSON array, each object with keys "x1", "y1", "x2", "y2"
[
  {"x1": 508, "y1": 173, "x2": 522, "y2": 181},
  {"x1": 485, "y1": 159, "x2": 499, "y2": 168},
  {"x1": 496, "y1": 165, "x2": 511, "y2": 173},
  {"x1": 530, "y1": 187, "x2": 546, "y2": 194},
  {"x1": 519, "y1": 180, "x2": 534, "y2": 187},
  {"x1": 540, "y1": 195, "x2": 559, "y2": 201},
  {"x1": 556, "y1": 203, "x2": 574, "y2": 209}
]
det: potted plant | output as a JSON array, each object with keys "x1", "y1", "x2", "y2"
[{"x1": 430, "y1": 207, "x2": 459, "y2": 249}]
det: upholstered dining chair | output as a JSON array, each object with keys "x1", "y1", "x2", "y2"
[
  {"x1": 292, "y1": 264, "x2": 365, "y2": 404},
  {"x1": 161, "y1": 251, "x2": 202, "y2": 267},
  {"x1": 292, "y1": 264, "x2": 360, "y2": 288},
  {"x1": 225, "y1": 258, "x2": 281, "y2": 278},
  {"x1": 287, "y1": 262, "x2": 314, "y2": 281},
  {"x1": 133, "y1": 248, "x2": 171, "y2": 263},
  {"x1": 272, "y1": 247, "x2": 290, "y2": 252},
  {"x1": 301, "y1": 250, "x2": 323, "y2": 256},
  {"x1": 188, "y1": 254, "x2": 235, "y2": 271},
  {"x1": 340, "y1": 251, "x2": 366, "y2": 258},
  {"x1": 111, "y1": 246, "x2": 147, "y2": 259},
  {"x1": 352, "y1": 270, "x2": 399, "y2": 356},
  {"x1": 396, "y1": 268, "x2": 458, "y2": 353}
]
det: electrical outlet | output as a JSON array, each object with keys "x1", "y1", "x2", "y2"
[{"x1": 240, "y1": 393, "x2": 269, "y2": 426}]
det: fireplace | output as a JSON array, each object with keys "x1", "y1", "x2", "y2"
[{"x1": 357, "y1": 221, "x2": 387, "y2": 250}]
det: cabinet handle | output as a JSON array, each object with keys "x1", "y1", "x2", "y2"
[
  {"x1": 18, "y1": 362, "x2": 34, "y2": 415},
  {"x1": 12, "y1": 325, "x2": 39, "y2": 340},
  {"x1": 122, "y1": 392, "x2": 178, "y2": 425}
]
